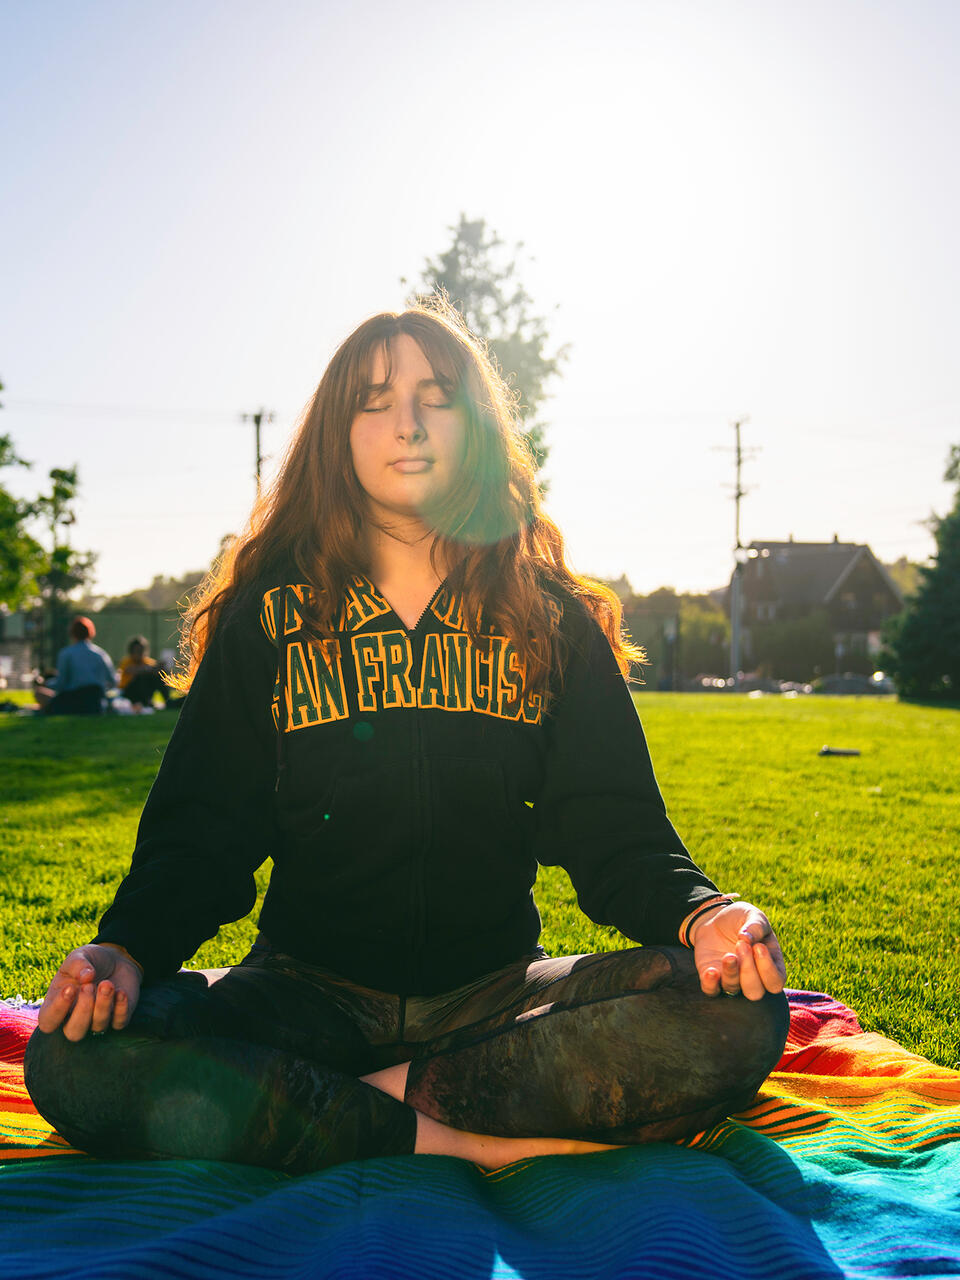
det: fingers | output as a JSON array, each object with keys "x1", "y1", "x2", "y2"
[
  {"x1": 735, "y1": 936, "x2": 767, "y2": 1001},
  {"x1": 695, "y1": 904, "x2": 786, "y2": 1001},
  {"x1": 63, "y1": 952, "x2": 98, "y2": 983},
  {"x1": 112, "y1": 988, "x2": 131, "y2": 1030},
  {"x1": 36, "y1": 945, "x2": 139, "y2": 1039},
  {"x1": 754, "y1": 940, "x2": 786, "y2": 993},
  {"x1": 90, "y1": 980, "x2": 117, "y2": 1034},
  {"x1": 698, "y1": 936, "x2": 785, "y2": 1001},
  {"x1": 699, "y1": 965, "x2": 721, "y2": 998},
  {"x1": 62, "y1": 977, "x2": 126, "y2": 1040},
  {"x1": 62, "y1": 979, "x2": 96, "y2": 1042},
  {"x1": 699, "y1": 948, "x2": 762, "y2": 1000},
  {"x1": 38, "y1": 976, "x2": 135, "y2": 1037},
  {"x1": 36, "y1": 955, "x2": 94, "y2": 1033},
  {"x1": 720, "y1": 951, "x2": 741, "y2": 996},
  {"x1": 36, "y1": 980, "x2": 79, "y2": 1033},
  {"x1": 736, "y1": 911, "x2": 772, "y2": 947}
]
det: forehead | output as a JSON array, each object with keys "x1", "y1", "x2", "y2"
[{"x1": 365, "y1": 333, "x2": 450, "y2": 386}]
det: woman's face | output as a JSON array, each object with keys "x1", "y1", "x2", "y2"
[{"x1": 349, "y1": 334, "x2": 467, "y2": 530}]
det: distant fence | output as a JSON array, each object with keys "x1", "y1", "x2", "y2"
[
  {"x1": 0, "y1": 610, "x2": 46, "y2": 686},
  {"x1": 88, "y1": 609, "x2": 183, "y2": 669},
  {"x1": 0, "y1": 607, "x2": 184, "y2": 685},
  {"x1": 622, "y1": 611, "x2": 681, "y2": 691}
]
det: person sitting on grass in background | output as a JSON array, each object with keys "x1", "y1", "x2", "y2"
[
  {"x1": 35, "y1": 617, "x2": 116, "y2": 717},
  {"x1": 118, "y1": 636, "x2": 173, "y2": 712},
  {"x1": 25, "y1": 301, "x2": 789, "y2": 1175}
]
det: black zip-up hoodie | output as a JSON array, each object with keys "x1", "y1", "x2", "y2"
[{"x1": 95, "y1": 575, "x2": 720, "y2": 995}]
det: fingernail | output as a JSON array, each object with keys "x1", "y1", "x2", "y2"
[
  {"x1": 62, "y1": 985, "x2": 75, "y2": 999},
  {"x1": 80, "y1": 969, "x2": 94, "y2": 981}
]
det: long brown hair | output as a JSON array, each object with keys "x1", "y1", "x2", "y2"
[{"x1": 172, "y1": 298, "x2": 642, "y2": 694}]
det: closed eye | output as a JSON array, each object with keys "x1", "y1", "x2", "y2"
[{"x1": 361, "y1": 401, "x2": 452, "y2": 412}]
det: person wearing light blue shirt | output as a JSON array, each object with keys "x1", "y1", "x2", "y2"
[{"x1": 37, "y1": 617, "x2": 117, "y2": 715}]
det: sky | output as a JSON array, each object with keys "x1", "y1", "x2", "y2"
[{"x1": 2, "y1": 0, "x2": 958, "y2": 601}]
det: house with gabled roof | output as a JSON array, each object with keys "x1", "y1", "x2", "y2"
[{"x1": 736, "y1": 535, "x2": 904, "y2": 667}]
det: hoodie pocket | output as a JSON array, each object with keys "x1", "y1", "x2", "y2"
[
  {"x1": 426, "y1": 755, "x2": 537, "y2": 929},
  {"x1": 278, "y1": 759, "x2": 421, "y2": 920}
]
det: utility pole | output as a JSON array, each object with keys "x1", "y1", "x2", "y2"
[
  {"x1": 724, "y1": 417, "x2": 758, "y2": 688},
  {"x1": 732, "y1": 417, "x2": 747, "y2": 553},
  {"x1": 240, "y1": 408, "x2": 275, "y2": 494}
]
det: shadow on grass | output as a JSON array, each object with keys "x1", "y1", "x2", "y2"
[{"x1": 0, "y1": 715, "x2": 174, "y2": 808}]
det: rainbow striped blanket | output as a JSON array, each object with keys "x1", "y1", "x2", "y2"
[{"x1": 2, "y1": 992, "x2": 959, "y2": 1279}]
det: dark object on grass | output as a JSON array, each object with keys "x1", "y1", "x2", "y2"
[
  {"x1": 42, "y1": 685, "x2": 105, "y2": 716},
  {"x1": 812, "y1": 674, "x2": 888, "y2": 696},
  {"x1": 818, "y1": 746, "x2": 861, "y2": 757}
]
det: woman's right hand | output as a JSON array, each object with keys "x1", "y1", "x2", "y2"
[{"x1": 36, "y1": 943, "x2": 142, "y2": 1040}]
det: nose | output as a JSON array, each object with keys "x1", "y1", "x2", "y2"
[{"x1": 395, "y1": 398, "x2": 425, "y2": 444}]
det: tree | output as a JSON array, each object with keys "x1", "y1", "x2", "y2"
[
  {"x1": 98, "y1": 570, "x2": 206, "y2": 614},
  {"x1": 883, "y1": 556, "x2": 923, "y2": 600},
  {"x1": 679, "y1": 600, "x2": 730, "y2": 680},
  {"x1": 0, "y1": 432, "x2": 45, "y2": 610},
  {"x1": 749, "y1": 610, "x2": 837, "y2": 683},
  {"x1": 405, "y1": 215, "x2": 568, "y2": 476},
  {"x1": 34, "y1": 467, "x2": 97, "y2": 665},
  {"x1": 0, "y1": 410, "x2": 98, "y2": 661},
  {"x1": 96, "y1": 589, "x2": 153, "y2": 611},
  {"x1": 882, "y1": 445, "x2": 960, "y2": 700}
]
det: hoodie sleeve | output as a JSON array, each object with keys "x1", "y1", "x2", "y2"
[
  {"x1": 94, "y1": 599, "x2": 278, "y2": 980},
  {"x1": 534, "y1": 601, "x2": 721, "y2": 945}
]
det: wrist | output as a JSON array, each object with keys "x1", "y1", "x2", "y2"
[{"x1": 679, "y1": 894, "x2": 740, "y2": 948}]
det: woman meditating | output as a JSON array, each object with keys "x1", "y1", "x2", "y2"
[{"x1": 26, "y1": 303, "x2": 789, "y2": 1173}]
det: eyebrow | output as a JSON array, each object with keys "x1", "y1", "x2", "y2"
[{"x1": 362, "y1": 378, "x2": 448, "y2": 396}]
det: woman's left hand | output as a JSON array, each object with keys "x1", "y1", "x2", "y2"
[{"x1": 692, "y1": 902, "x2": 786, "y2": 1001}]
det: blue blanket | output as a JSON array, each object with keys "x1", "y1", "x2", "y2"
[{"x1": 2, "y1": 993, "x2": 959, "y2": 1278}]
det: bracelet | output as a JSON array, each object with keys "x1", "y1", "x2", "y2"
[{"x1": 681, "y1": 894, "x2": 740, "y2": 948}]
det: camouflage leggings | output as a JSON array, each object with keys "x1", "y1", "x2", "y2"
[{"x1": 24, "y1": 942, "x2": 789, "y2": 1175}]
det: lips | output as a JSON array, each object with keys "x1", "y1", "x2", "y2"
[{"x1": 391, "y1": 458, "x2": 433, "y2": 473}]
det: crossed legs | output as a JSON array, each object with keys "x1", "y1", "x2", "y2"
[{"x1": 25, "y1": 945, "x2": 789, "y2": 1173}]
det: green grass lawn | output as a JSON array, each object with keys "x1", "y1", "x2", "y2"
[{"x1": 1, "y1": 695, "x2": 957, "y2": 1068}]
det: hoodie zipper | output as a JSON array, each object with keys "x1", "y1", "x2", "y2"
[{"x1": 407, "y1": 587, "x2": 443, "y2": 986}]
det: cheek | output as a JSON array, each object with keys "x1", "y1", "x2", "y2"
[
  {"x1": 349, "y1": 422, "x2": 375, "y2": 480},
  {"x1": 448, "y1": 419, "x2": 468, "y2": 468}
]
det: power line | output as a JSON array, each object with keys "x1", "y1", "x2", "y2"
[{"x1": 4, "y1": 397, "x2": 243, "y2": 423}]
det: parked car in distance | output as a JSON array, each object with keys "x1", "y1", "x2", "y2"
[
  {"x1": 685, "y1": 674, "x2": 814, "y2": 694},
  {"x1": 812, "y1": 671, "x2": 895, "y2": 695}
]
